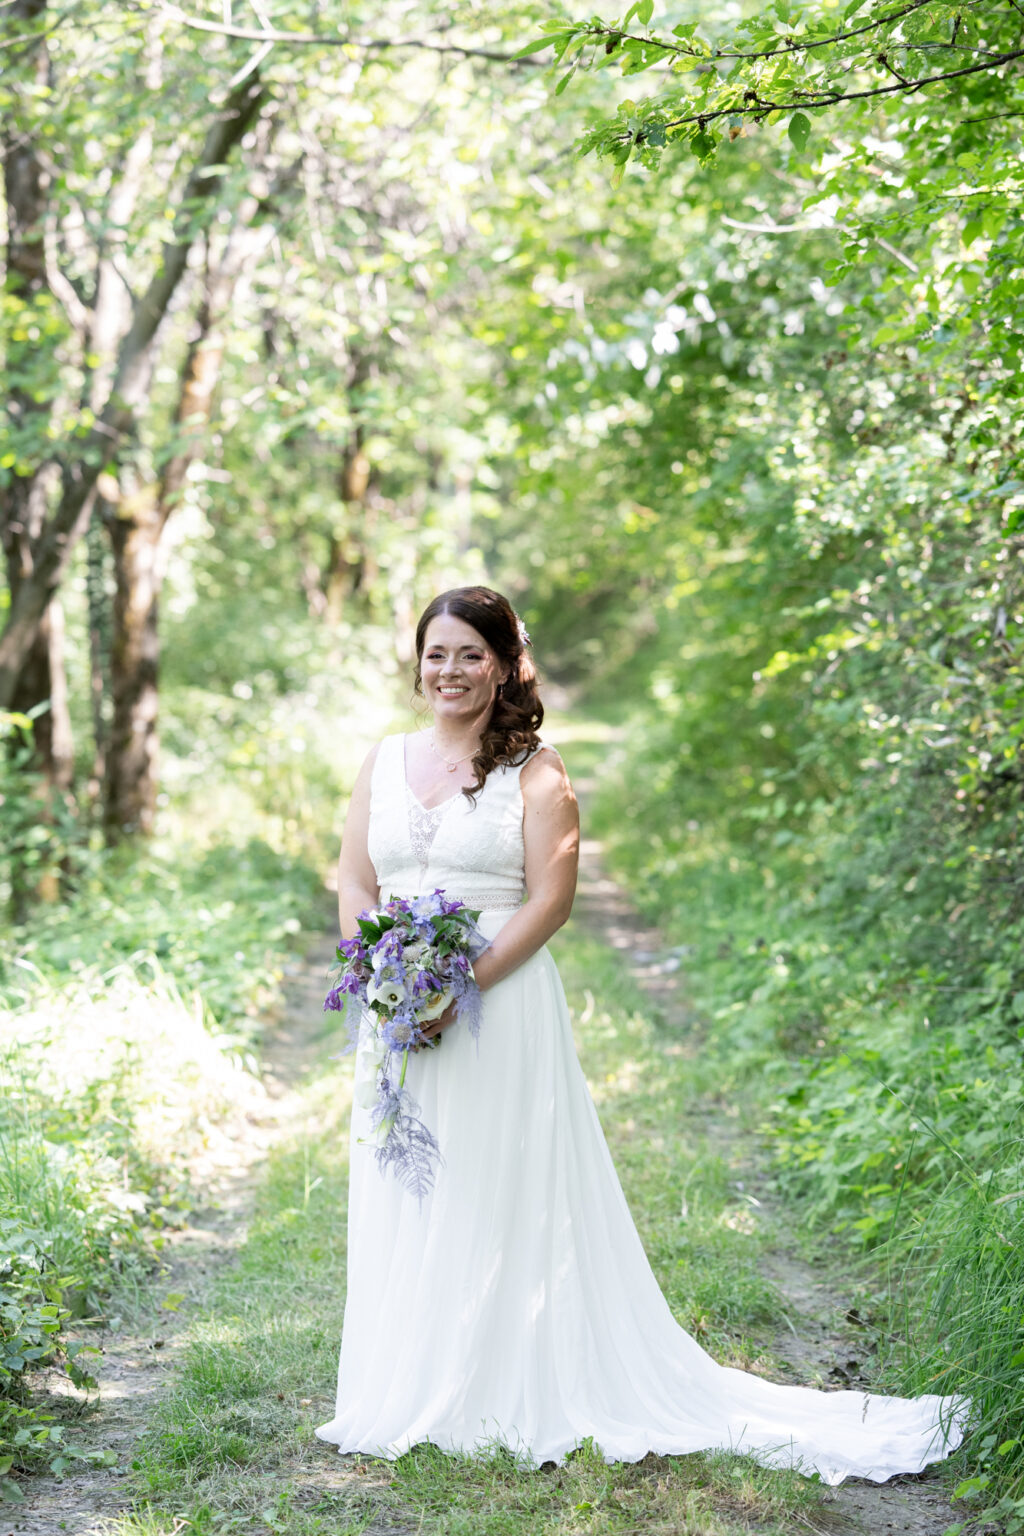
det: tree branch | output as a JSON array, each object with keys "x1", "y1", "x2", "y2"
[
  {"x1": 157, "y1": 2, "x2": 540, "y2": 62},
  {"x1": 42, "y1": 215, "x2": 90, "y2": 336},
  {"x1": 582, "y1": 0, "x2": 939, "y2": 66},
  {"x1": 658, "y1": 48, "x2": 1024, "y2": 133}
]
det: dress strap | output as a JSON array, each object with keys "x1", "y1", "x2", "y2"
[
  {"x1": 514, "y1": 739, "x2": 561, "y2": 769},
  {"x1": 371, "y1": 732, "x2": 403, "y2": 800}
]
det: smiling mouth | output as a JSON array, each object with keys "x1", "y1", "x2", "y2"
[{"x1": 437, "y1": 686, "x2": 469, "y2": 695}]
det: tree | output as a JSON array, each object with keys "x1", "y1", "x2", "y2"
[{"x1": 0, "y1": 47, "x2": 267, "y2": 711}]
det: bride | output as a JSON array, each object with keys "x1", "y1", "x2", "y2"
[{"x1": 315, "y1": 584, "x2": 968, "y2": 1484}]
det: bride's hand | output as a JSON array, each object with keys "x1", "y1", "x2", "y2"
[{"x1": 419, "y1": 997, "x2": 459, "y2": 1042}]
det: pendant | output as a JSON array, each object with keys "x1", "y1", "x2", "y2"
[{"x1": 446, "y1": 763, "x2": 456, "y2": 772}]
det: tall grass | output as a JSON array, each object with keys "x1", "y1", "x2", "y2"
[
  {"x1": 880, "y1": 1137, "x2": 1024, "y2": 1531},
  {"x1": 581, "y1": 697, "x2": 1022, "y2": 1521}
]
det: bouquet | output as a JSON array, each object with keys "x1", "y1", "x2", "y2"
[{"x1": 323, "y1": 889, "x2": 491, "y2": 1200}]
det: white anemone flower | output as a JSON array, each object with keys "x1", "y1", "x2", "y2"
[
  {"x1": 418, "y1": 987, "x2": 454, "y2": 1022},
  {"x1": 367, "y1": 975, "x2": 405, "y2": 1009}
]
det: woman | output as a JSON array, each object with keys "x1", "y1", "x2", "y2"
[{"x1": 315, "y1": 585, "x2": 968, "y2": 1483}]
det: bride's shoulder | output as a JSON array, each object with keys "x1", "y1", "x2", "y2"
[
  {"x1": 519, "y1": 740, "x2": 573, "y2": 803},
  {"x1": 525, "y1": 740, "x2": 563, "y2": 765}
]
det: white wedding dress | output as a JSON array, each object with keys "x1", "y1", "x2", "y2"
[{"x1": 315, "y1": 733, "x2": 969, "y2": 1483}]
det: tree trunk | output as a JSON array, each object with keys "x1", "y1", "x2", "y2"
[
  {"x1": 1, "y1": 0, "x2": 75, "y2": 790},
  {"x1": 102, "y1": 289, "x2": 226, "y2": 843},
  {"x1": 85, "y1": 503, "x2": 112, "y2": 811},
  {"x1": 326, "y1": 425, "x2": 377, "y2": 621},
  {"x1": 2, "y1": 0, "x2": 76, "y2": 912},
  {"x1": 99, "y1": 147, "x2": 296, "y2": 842},
  {"x1": 104, "y1": 485, "x2": 163, "y2": 841}
]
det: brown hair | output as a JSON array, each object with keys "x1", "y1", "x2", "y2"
[{"x1": 413, "y1": 586, "x2": 543, "y2": 803}]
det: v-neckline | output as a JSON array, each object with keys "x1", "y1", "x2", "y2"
[{"x1": 402, "y1": 733, "x2": 468, "y2": 814}]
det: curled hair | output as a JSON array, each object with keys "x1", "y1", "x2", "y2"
[{"x1": 413, "y1": 586, "x2": 543, "y2": 803}]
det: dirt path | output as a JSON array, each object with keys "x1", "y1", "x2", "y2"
[{"x1": 12, "y1": 798, "x2": 964, "y2": 1536}]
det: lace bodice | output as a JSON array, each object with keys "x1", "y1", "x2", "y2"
[{"x1": 367, "y1": 732, "x2": 557, "y2": 912}]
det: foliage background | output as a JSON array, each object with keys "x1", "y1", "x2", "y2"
[{"x1": 2, "y1": 0, "x2": 1022, "y2": 1521}]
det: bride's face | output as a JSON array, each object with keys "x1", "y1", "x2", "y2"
[{"x1": 421, "y1": 614, "x2": 507, "y2": 723}]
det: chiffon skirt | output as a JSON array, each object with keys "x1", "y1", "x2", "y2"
[{"x1": 315, "y1": 910, "x2": 969, "y2": 1483}]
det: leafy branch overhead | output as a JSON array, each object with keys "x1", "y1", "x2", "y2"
[{"x1": 517, "y1": 0, "x2": 1024, "y2": 178}]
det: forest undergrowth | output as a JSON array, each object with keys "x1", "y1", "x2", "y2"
[{"x1": 582, "y1": 708, "x2": 1023, "y2": 1536}]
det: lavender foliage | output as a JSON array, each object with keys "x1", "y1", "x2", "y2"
[{"x1": 370, "y1": 1072, "x2": 444, "y2": 1201}]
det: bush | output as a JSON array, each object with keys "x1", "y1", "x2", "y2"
[{"x1": 0, "y1": 1220, "x2": 112, "y2": 1501}]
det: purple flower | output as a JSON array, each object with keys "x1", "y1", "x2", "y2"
[
  {"x1": 412, "y1": 968, "x2": 442, "y2": 997},
  {"x1": 372, "y1": 930, "x2": 403, "y2": 965},
  {"x1": 323, "y1": 987, "x2": 345, "y2": 1012},
  {"x1": 381, "y1": 1010, "x2": 426, "y2": 1053}
]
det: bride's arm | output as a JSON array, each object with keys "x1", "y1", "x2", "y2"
[
  {"x1": 336, "y1": 742, "x2": 382, "y2": 939},
  {"x1": 474, "y1": 746, "x2": 579, "y2": 989},
  {"x1": 423, "y1": 748, "x2": 578, "y2": 1041}
]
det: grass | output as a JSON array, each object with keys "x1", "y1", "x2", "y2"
[
  {"x1": 0, "y1": 830, "x2": 329, "y2": 1499},
  {"x1": 109, "y1": 912, "x2": 840, "y2": 1536}
]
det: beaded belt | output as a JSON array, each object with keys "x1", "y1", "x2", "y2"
[
  {"x1": 465, "y1": 889, "x2": 525, "y2": 912},
  {"x1": 386, "y1": 888, "x2": 524, "y2": 912}
]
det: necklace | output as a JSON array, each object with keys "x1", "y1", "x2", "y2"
[{"x1": 428, "y1": 730, "x2": 479, "y2": 774}]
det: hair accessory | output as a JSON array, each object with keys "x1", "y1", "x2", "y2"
[{"x1": 516, "y1": 615, "x2": 531, "y2": 648}]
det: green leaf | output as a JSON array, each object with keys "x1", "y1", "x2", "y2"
[
  {"x1": 554, "y1": 65, "x2": 577, "y2": 95},
  {"x1": 510, "y1": 34, "x2": 561, "y2": 58},
  {"x1": 689, "y1": 130, "x2": 717, "y2": 164},
  {"x1": 982, "y1": 207, "x2": 1005, "y2": 241},
  {"x1": 788, "y1": 112, "x2": 811, "y2": 152},
  {"x1": 637, "y1": 0, "x2": 654, "y2": 23}
]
